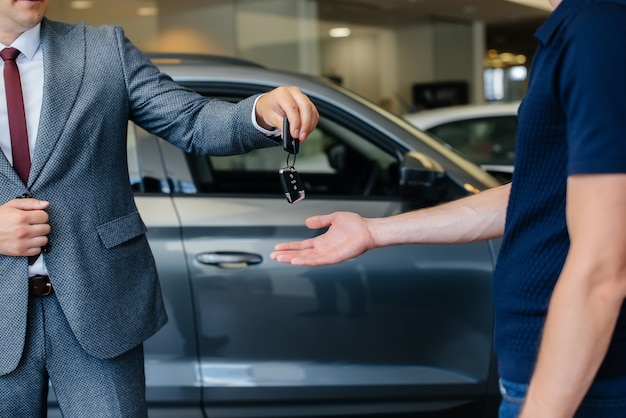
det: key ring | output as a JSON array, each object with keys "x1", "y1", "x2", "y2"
[{"x1": 285, "y1": 151, "x2": 297, "y2": 168}]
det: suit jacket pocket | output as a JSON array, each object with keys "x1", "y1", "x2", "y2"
[{"x1": 97, "y1": 212, "x2": 148, "y2": 249}]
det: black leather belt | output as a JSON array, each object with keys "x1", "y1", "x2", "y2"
[{"x1": 29, "y1": 275, "x2": 53, "y2": 297}]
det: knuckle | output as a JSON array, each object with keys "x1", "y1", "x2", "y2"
[
  {"x1": 13, "y1": 211, "x2": 28, "y2": 224},
  {"x1": 13, "y1": 225, "x2": 29, "y2": 240}
]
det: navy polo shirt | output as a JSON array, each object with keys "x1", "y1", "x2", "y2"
[{"x1": 492, "y1": 0, "x2": 626, "y2": 384}]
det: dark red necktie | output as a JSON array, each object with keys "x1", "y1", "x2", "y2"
[{"x1": 1, "y1": 47, "x2": 31, "y2": 185}]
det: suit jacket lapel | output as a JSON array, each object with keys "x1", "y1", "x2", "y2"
[
  {"x1": 0, "y1": 150, "x2": 20, "y2": 186},
  {"x1": 28, "y1": 18, "x2": 86, "y2": 188}
]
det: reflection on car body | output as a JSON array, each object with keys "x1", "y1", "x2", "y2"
[
  {"x1": 49, "y1": 54, "x2": 502, "y2": 418},
  {"x1": 404, "y1": 102, "x2": 519, "y2": 183}
]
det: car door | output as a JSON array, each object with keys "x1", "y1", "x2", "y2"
[
  {"x1": 152, "y1": 91, "x2": 498, "y2": 417},
  {"x1": 130, "y1": 125, "x2": 205, "y2": 417}
]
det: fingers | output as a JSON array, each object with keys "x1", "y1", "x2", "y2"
[
  {"x1": 256, "y1": 86, "x2": 319, "y2": 142},
  {"x1": 0, "y1": 199, "x2": 50, "y2": 257},
  {"x1": 271, "y1": 215, "x2": 331, "y2": 253},
  {"x1": 272, "y1": 236, "x2": 316, "y2": 253},
  {"x1": 270, "y1": 245, "x2": 320, "y2": 265},
  {"x1": 8, "y1": 199, "x2": 50, "y2": 230},
  {"x1": 6, "y1": 198, "x2": 49, "y2": 211},
  {"x1": 270, "y1": 213, "x2": 347, "y2": 265},
  {"x1": 282, "y1": 87, "x2": 319, "y2": 141},
  {"x1": 270, "y1": 245, "x2": 344, "y2": 267},
  {"x1": 20, "y1": 233, "x2": 49, "y2": 257},
  {"x1": 270, "y1": 215, "x2": 328, "y2": 264}
]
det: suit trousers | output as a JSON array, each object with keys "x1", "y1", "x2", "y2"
[{"x1": 0, "y1": 293, "x2": 148, "y2": 418}]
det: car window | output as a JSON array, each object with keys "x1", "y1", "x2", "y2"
[
  {"x1": 129, "y1": 114, "x2": 399, "y2": 199},
  {"x1": 128, "y1": 123, "x2": 171, "y2": 194},
  {"x1": 181, "y1": 114, "x2": 399, "y2": 198},
  {"x1": 427, "y1": 115, "x2": 517, "y2": 166},
  {"x1": 125, "y1": 82, "x2": 400, "y2": 199}
]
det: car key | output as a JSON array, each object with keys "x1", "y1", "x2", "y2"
[
  {"x1": 279, "y1": 117, "x2": 305, "y2": 204},
  {"x1": 282, "y1": 116, "x2": 299, "y2": 155},
  {"x1": 279, "y1": 166, "x2": 306, "y2": 204}
]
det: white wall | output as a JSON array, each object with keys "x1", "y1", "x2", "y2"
[
  {"x1": 154, "y1": 3, "x2": 237, "y2": 55},
  {"x1": 125, "y1": 0, "x2": 481, "y2": 111},
  {"x1": 396, "y1": 24, "x2": 436, "y2": 112},
  {"x1": 236, "y1": 0, "x2": 320, "y2": 74},
  {"x1": 320, "y1": 31, "x2": 393, "y2": 106},
  {"x1": 433, "y1": 20, "x2": 477, "y2": 102},
  {"x1": 46, "y1": 1, "x2": 160, "y2": 51},
  {"x1": 47, "y1": 0, "x2": 485, "y2": 109}
]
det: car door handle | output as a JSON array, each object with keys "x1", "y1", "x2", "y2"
[{"x1": 195, "y1": 251, "x2": 263, "y2": 269}]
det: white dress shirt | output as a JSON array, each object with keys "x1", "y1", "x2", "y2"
[{"x1": 0, "y1": 24, "x2": 46, "y2": 276}]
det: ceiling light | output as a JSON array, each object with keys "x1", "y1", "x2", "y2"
[
  {"x1": 510, "y1": 66, "x2": 528, "y2": 81},
  {"x1": 70, "y1": 1, "x2": 94, "y2": 9},
  {"x1": 329, "y1": 27, "x2": 351, "y2": 38},
  {"x1": 137, "y1": 6, "x2": 159, "y2": 17}
]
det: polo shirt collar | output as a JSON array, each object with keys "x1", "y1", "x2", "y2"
[{"x1": 535, "y1": 0, "x2": 589, "y2": 45}]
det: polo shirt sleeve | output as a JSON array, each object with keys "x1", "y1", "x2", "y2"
[{"x1": 559, "y1": 2, "x2": 626, "y2": 175}]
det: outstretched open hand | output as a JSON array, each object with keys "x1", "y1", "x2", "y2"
[{"x1": 270, "y1": 211, "x2": 375, "y2": 266}]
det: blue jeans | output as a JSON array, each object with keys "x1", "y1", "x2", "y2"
[{"x1": 499, "y1": 378, "x2": 626, "y2": 418}]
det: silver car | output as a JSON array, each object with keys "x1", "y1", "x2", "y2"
[
  {"x1": 404, "y1": 103, "x2": 519, "y2": 183},
  {"x1": 49, "y1": 55, "x2": 502, "y2": 418}
]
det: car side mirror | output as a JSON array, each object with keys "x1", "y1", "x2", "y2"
[{"x1": 399, "y1": 152, "x2": 449, "y2": 209}]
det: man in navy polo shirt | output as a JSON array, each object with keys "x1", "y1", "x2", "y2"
[{"x1": 271, "y1": 0, "x2": 626, "y2": 416}]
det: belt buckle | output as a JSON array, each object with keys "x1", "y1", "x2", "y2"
[{"x1": 30, "y1": 275, "x2": 53, "y2": 297}]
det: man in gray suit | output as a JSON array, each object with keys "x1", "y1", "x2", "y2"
[{"x1": 0, "y1": 0, "x2": 319, "y2": 416}]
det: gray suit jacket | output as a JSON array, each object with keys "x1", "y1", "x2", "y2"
[{"x1": 0, "y1": 18, "x2": 278, "y2": 375}]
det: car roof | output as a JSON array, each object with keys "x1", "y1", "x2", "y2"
[
  {"x1": 149, "y1": 52, "x2": 327, "y2": 89},
  {"x1": 148, "y1": 53, "x2": 265, "y2": 68},
  {"x1": 403, "y1": 102, "x2": 520, "y2": 130},
  {"x1": 147, "y1": 53, "x2": 502, "y2": 190}
]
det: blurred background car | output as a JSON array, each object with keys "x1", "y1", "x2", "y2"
[
  {"x1": 49, "y1": 54, "x2": 502, "y2": 418},
  {"x1": 404, "y1": 102, "x2": 519, "y2": 182}
]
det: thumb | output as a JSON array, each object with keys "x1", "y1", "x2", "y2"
[
  {"x1": 6, "y1": 198, "x2": 49, "y2": 211},
  {"x1": 305, "y1": 214, "x2": 334, "y2": 230}
]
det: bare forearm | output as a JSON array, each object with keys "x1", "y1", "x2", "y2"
[
  {"x1": 370, "y1": 182, "x2": 510, "y2": 247},
  {"x1": 522, "y1": 174, "x2": 626, "y2": 416},
  {"x1": 272, "y1": 183, "x2": 509, "y2": 266},
  {"x1": 521, "y1": 262, "x2": 623, "y2": 417}
]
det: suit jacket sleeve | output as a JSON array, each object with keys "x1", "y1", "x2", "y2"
[{"x1": 112, "y1": 26, "x2": 279, "y2": 156}]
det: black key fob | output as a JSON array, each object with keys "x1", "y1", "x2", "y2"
[
  {"x1": 279, "y1": 166, "x2": 305, "y2": 204},
  {"x1": 282, "y1": 117, "x2": 299, "y2": 155}
]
